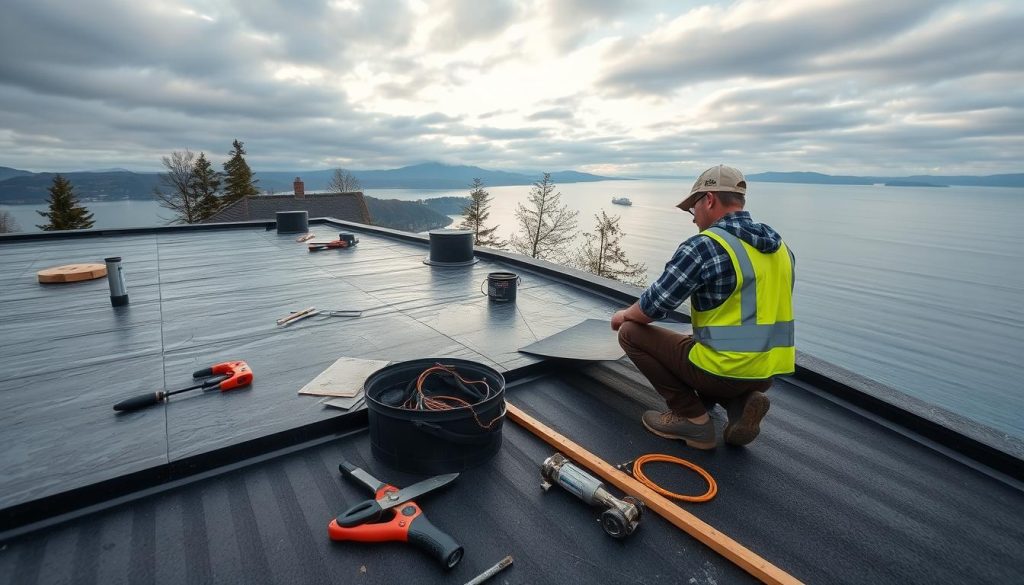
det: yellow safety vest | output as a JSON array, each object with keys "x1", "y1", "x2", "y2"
[{"x1": 689, "y1": 227, "x2": 795, "y2": 379}]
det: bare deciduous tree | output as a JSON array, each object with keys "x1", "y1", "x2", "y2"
[
  {"x1": 328, "y1": 168, "x2": 362, "y2": 192},
  {"x1": 572, "y1": 210, "x2": 647, "y2": 286},
  {"x1": 510, "y1": 173, "x2": 578, "y2": 261},
  {"x1": 154, "y1": 150, "x2": 204, "y2": 224},
  {"x1": 0, "y1": 209, "x2": 20, "y2": 233}
]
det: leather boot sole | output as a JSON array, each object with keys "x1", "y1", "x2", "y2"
[
  {"x1": 641, "y1": 418, "x2": 717, "y2": 450},
  {"x1": 724, "y1": 392, "x2": 770, "y2": 446}
]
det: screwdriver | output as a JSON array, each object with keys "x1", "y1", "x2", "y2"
[{"x1": 113, "y1": 361, "x2": 253, "y2": 412}]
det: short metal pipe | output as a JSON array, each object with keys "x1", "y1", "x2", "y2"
[{"x1": 104, "y1": 256, "x2": 129, "y2": 306}]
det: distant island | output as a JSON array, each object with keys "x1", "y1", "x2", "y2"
[
  {"x1": 363, "y1": 196, "x2": 470, "y2": 232},
  {"x1": 746, "y1": 171, "x2": 1020, "y2": 188},
  {"x1": 884, "y1": 180, "x2": 947, "y2": 188}
]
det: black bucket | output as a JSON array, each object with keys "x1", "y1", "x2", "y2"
[
  {"x1": 364, "y1": 358, "x2": 505, "y2": 474},
  {"x1": 481, "y1": 272, "x2": 521, "y2": 303}
]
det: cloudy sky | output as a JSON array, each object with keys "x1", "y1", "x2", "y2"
[{"x1": 1, "y1": 0, "x2": 1022, "y2": 176}]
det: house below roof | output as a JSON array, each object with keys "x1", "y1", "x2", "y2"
[{"x1": 204, "y1": 177, "x2": 372, "y2": 224}]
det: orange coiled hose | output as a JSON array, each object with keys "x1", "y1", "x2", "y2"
[{"x1": 629, "y1": 453, "x2": 718, "y2": 502}]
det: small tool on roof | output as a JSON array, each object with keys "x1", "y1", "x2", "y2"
[
  {"x1": 308, "y1": 235, "x2": 358, "y2": 251},
  {"x1": 113, "y1": 361, "x2": 253, "y2": 412},
  {"x1": 541, "y1": 452, "x2": 644, "y2": 539},
  {"x1": 463, "y1": 555, "x2": 513, "y2": 585},
  {"x1": 276, "y1": 307, "x2": 363, "y2": 326},
  {"x1": 329, "y1": 458, "x2": 463, "y2": 570},
  {"x1": 295, "y1": 233, "x2": 315, "y2": 242}
]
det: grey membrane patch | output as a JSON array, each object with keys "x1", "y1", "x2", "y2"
[{"x1": 518, "y1": 318, "x2": 692, "y2": 361}]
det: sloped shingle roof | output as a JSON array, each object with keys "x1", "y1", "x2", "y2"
[{"x1": 204, "y1": 192, "x2": 372, "y2": 224}]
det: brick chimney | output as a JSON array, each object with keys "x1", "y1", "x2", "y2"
[{"x1": 293, "y1": 177, "x2": 305, "y2": 198}]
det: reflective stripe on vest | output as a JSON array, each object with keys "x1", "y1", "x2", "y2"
[{"x1": 689, "y1": 227, "x2": 795, "y2": 379}]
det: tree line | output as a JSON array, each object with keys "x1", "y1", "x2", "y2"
[
  {"x1": 457, "y1": 173, "x2": 647, "y2": 286},
  {"x1": 2, "y1": 150, "x2": 647, "y2": 287}
]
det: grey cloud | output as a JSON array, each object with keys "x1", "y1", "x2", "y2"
[
  {"x1": 599, "y1": 0, "x2": 952, "y2": 94},
  {"x1": 427, "y1": 0, "x2": 520, "y2": 52},
  {"x1": 544, "y1": 0, "x2": 642, "y2": 52},
  {"x1": 473, "y1": 126, "x2": 550, "y2": 140},
  {"x1": 527, "y1": 108, "x2": 575, "y2": 121}
]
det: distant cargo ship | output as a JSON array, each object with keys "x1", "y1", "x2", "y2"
[{"x1": 611, "y1": 196, "x2": 632, "y2": 206}]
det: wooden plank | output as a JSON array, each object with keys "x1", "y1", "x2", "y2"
[
  {"x1": 506, "y1": 401, "x2": 803, "y2": 585},
  {"x1": 37, "y1": 263, "x2": 107, "y2": 284}
]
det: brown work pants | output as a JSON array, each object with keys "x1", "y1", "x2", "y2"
[{"x1": 617, "y1": 321, "x2": 772, "y2": 418}]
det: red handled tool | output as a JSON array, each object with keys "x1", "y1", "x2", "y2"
[
  {"x1": 308, "y1": 240, "x2": 351, "y2": 251},
  {"x1": 113, "y1": 360, "x2": 253, "y2": 411},
  {"x1": 328, "y1": 459, "x2": 463, "y2": 569}
]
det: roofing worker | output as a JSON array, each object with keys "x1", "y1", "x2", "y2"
[{"x1": 611, "y1": 164, "x2": 795, "y2": 449}]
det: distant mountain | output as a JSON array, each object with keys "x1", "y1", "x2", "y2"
[
  {"x1": 747, "y1": 172, "x2": 873, "y2": 185},
  {"x1": 0, "y1": 166, "x2": 33, "y2": 182},
  {"x1": 256, "y1": 162, "x2": 617, "y2": 192},
  {"x1": 0, "y1": 171, "x2": 161, "y2": 204},
  {"x1": 0, "y1": 162, "x2": 617, "y2": 204}
]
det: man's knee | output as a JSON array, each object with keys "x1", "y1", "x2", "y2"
[{"x1": 618, "y1": 320, "x2": 641, "y2": 348}]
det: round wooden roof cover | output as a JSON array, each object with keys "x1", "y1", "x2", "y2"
[{"x1": 37, "y1": 263, "x2": 108, "y2": 284}]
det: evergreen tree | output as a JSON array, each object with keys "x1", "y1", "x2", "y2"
[
  {"x1": 36, "y1": 174, "x2": 95, "y2": 231},
  {"x1": 573, "y1": 210, "x2": 647, "y2": 286},
  {"x1": 191, "y1": 152, "x2": 222, "y2": 219},
  {"x1": 221, "y1": 139, "x2": 259, "y2": 206},
  {"x1": 509, "y1": 173, "x2": 578, "y2": 261},
  {"x1": 458, "y1": 178, "x2": 504, "y2": 248}
]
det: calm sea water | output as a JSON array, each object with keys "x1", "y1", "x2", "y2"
[{"x1": 4, "y1": 180, "x2": 1023, "y2": 439}]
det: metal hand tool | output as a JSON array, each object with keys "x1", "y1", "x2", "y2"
[
  {"x1": 113, "y1": 360, "x2": 253, "y2": 411},
  {"x1": 328, "y1": 458, "x2": 464, "y2": 569},
  {"x1": 276, "y1": 307, "x2": 363, "y2": 326}
]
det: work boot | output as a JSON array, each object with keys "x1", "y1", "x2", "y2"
[
  {"x1": 723, "y1": 391, "x2": 770, "y2": 446},
  {"x1": 641, "y1": 410, "x2": 716, "y2": 450}
]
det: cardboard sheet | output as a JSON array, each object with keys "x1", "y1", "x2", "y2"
[{"x1": 297, "y1": 357, "x2": 390, "y2": 397}]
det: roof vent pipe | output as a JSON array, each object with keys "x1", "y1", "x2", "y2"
[
  {"x1": 276, "y1": 211, "x2": 309, "y2": 234},
  {"x1": 424, "y1": 229, "x2": 477, "y2": 266}
]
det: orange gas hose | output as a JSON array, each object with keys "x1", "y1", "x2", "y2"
[{"x1": 628, "y1": 453, "x2": 718, "y2": 503}]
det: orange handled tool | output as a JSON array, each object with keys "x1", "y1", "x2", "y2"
[
  {"x1": 113, "y1": 360, "x2": 253, "y2": 411},
  {"x1": 328, "y1": 459, "x2": 463, "y2": 569},
  {"x1": 191, "y1": 360, "x2": 253, "y2": 391}
]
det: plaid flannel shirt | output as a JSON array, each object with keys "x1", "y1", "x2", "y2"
[{"x1": 639, "y1": 211, "x2": 782, "y2": 320}]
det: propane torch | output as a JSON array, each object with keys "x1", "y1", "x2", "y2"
[{"x1": 540, "y1": 452, "x2": 644, "y2": 539}]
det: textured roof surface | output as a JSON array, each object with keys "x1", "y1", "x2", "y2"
[
  {"x1": 0, "y1": 366, "x2": 1021, "y2": 585},
  {"x1": 0, "y1": 221, "x2": 1022, "y2": 585},
  {"x1": 204, "y1": 192, "x2": 371, "y2": 224}
]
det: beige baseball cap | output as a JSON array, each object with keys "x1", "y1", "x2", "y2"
[{"x1": 676, "y1": 164, "x2": 747, "y2": 210}]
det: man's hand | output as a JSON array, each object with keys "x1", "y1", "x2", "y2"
[
  {"x1": 612, "y1": 302, "x2": 654, "y2": 331},
  {"x1": 611, "y1": 310, "x2": 626, "y2": 331}
]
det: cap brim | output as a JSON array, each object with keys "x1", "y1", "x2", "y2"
[{"x1": 676, "y1": 192, "x2": 702, "y2": 210}]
